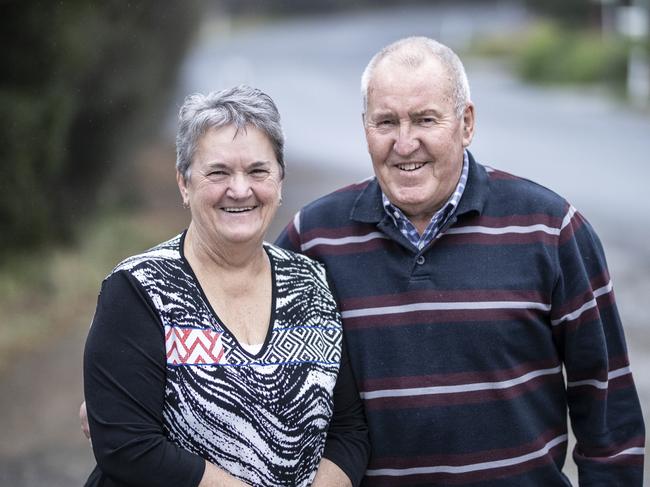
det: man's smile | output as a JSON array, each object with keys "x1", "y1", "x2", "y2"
[{"x1": 396, "y1": 162, "x2": 427, "y2": 171}]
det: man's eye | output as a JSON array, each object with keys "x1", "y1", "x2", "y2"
[
  {"x1": 378, "y1": 119, "x2": 395, "y2": 126},
  {"x1": 418, "y1": 117, "x2": 435, "y2": 125}
]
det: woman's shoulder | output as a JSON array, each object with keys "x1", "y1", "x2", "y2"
[
  {"x1": 110, "y1": 233, "x2": 184, "y2": 277},
  {"x1": 264, "y1": 242, "x2": 326, "y2": 276}
]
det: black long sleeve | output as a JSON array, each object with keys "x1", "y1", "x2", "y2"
[
  {"x1": 321, "y1": 336, "x2": 370, "y2": 486},
  {"x1": 83, "y1": 270, "x2": 205, "y2": 487}
]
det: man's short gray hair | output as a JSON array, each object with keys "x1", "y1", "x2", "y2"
[
  {"x1": 176, "y1": 85, "x2": 285, "y2": 181},
  {"x1": 360, "y1": 36, "x2": 471, "y2": 119}
]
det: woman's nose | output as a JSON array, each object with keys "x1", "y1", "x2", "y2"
[{"x1": 225, "y1": 173, "x2": 253, "y2": 199}]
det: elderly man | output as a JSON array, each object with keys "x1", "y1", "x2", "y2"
[{"x1": 276, "y1": 36, "x2": 645, "y2": 486}]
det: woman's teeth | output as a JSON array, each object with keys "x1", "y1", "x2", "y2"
[{"x1": 223, "y1": 206, "x2": 254, "y2": 213}]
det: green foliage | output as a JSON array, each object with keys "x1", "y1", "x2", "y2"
[
  {"x1": 0, "y1": 1, "x2": 199, "y2": 258},
  {"x1": 515, "y1": 23, "x2": 629, "y2": 86},
  {"x1": 524, "y1": 0, "x2": 601, "y2": 28}
]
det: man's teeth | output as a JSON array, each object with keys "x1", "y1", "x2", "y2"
[
  {"x1": 223, "y1": 207, "x2": 254, "y2": 213},
  {"x1": 397, "y1": 162, "x2": 424, "y2": 171}
]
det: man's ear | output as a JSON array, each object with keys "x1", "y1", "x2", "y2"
[{"x1": 461, "y1": 103, "x2": 475, "y2": 147}]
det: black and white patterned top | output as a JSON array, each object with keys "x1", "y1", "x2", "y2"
[{"x1": 84, "y1": 232, "x2": 368, "y2": 487}]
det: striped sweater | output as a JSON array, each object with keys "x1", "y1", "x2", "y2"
[{"x1": 276, "y1": 152, "x2": 645, "y2": 486}]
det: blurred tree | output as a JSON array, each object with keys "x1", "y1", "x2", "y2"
[
  {"x1": 0, "y1": 0, "x2": 200, "y2": 258},
  {"x1": 524, "y1": 0, "x2": 602, "y2": 27}
]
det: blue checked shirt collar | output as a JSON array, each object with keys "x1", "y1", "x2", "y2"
[{"x1": 382, "y1": 150, "x2": 469, "y2": 250}]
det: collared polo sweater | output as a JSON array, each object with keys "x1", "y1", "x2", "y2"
[{"x1": 276, "y1": 152, "x2": 645, "y2": 486}]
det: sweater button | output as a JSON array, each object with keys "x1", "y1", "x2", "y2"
[{"x1": 416, "y1": 255, "x2": 425, "y2": 265}]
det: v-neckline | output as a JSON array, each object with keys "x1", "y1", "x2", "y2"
[{"x1": 179, "y1": 231, "x2": 277, "y2": 358}]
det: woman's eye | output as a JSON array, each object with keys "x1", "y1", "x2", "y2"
[{"x1": 250, "y1": 169, "x2": 270, "y2": 179}]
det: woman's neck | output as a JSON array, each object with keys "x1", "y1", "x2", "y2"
[{"x1": 184, "y1": 223, "x2": 267, "y2": 274}]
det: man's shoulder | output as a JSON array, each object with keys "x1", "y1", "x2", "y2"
[
  {"x1": 301, "y1": 177, "x2": 374, "y2": 212},
  {"x1": 481, "y1": 164, "x2": 570, "y2": 215}
]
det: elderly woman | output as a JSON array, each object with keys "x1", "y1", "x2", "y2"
[{"x1": 83, "y1": 85, "x2": 369, "y2": 486}]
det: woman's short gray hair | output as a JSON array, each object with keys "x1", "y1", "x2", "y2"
[
  {"x1": 176, "y1": 85, "x2": 285, "y2": 181},
  {"x1": 361, "y1": 36, "x2": 471, "y2": 119}
]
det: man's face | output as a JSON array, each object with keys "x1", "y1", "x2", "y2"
[{"x1": 364, "y1": 57, "x2": 474, "y2": 232}]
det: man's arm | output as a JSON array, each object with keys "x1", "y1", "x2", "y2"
[
  {"x1": 553, "y1": 208, "x2": 645, "y2": 485},
  {"x1": 275, "y1": 212, "x2": 302, "y2": 253}
]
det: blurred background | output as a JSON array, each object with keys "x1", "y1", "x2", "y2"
[{"x1": 1, "y1": 0, "x2": 648, "y2": 485}]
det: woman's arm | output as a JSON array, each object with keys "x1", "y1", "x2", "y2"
[
  {"x1": 84, "y1": 270, "x2": 242, "y2": 486},
  {"x1": 317, "y1": 336, "x2": 370, "y2": 486}
]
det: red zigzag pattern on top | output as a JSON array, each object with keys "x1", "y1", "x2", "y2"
[{"x1": 165, "y1": 326, "x2": 226, "y2": 365}]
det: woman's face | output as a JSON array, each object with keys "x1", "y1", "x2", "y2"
[{"x1": 178, "y1": 124, "x2": 283, "y2": 248}]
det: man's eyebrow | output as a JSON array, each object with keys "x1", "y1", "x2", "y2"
[
  {"x1": 411, "y1": 108, "x2": 442, "y2": 117},
  {"x1": 369, "y1": 110, "x2": 395, "y2": 119}
]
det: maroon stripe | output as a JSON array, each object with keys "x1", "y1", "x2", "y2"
[
  {"x1": 608, "y1": 354, "x2": 632, "y2": 371},
  {"x1": 574, "y1": 434, "x2": 645, "y2": 460},
  {"x1": 301, "y1": 223, "x2": 378, "y2": 241},
  {"x1": 551, "y1": 292, "x2": 615, "y2": 334},
  {"x1": 439, "y1": 231, "x2": 558, "y2": 246},
  {"x1": 605, "y1": 372, "x2": 636, "y2": 392},
  {"x1": 565, "y1": 353, "x2": 631, "y2": 384},
  {"x1": 304, "y1": 237, "x2": 387, "y2": 256},
  {"x1": 365, "y1": 446, "x2": 566, "y2": 486},
  {"x1": 344, "y1": 308, "x2": 546, "y2": 330},
  {"x1": 368, "y1": 427, "x2": 565, "y2": 469},
  {"x1": 340, "y1": 289, "x2": 548, "y2": 311},
  {"x1": 362, "y1": 358, "x2": 560, "y2": 391},
  {"x1": 551, "y1": 307, "x2": 601, "y2": 336},
  {"x1": 551, "y1": 271, "x2": 611, "y2": 320},
  {"x1": 455, "y1": 213, "x2": 564, "y2": 229},
  {"x1": 285, "y1": 221, "x2": 301, "y2": 250},
  {"x1": 558, "y1": 210, "x2": 586, "y2": 244}
]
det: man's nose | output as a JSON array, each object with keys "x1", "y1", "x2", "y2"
[
  {"x1": 226, "y1": 173, "x2": 253, "y2": 199},
  {"x1": 393, "y1": 123, "x2": 419, "y2": 157}
]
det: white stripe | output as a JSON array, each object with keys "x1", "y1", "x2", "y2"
[
  {"x1": 567, "y1": 366, "x2": 632, "y2": 390},
  {"x1": 341, "y1": 300, "x2": 551, "y2": 319},
  {"x1": 366, "y1": 434, "x2": 568, "y2": 476},
  {"x1": 293, "y1": 210, "x2": 301, "y2": 235},
  {"x1": 551, "y1": 282, "x2": 613, "y2": 326},
  {"x1": 301, "y1": 232, "x2": 387, "y2": 252},
  {"x1": 445, "y1": 224, "x2": 560, "y2": 236},
  {"x1": 361, "y1": 366, "x2": 562, "y2": 400},
  {"x1": 560, "y1": 205, "x2": 577, "y2": 230},
  {"x1": 608, "y1": 365, "x2": 632, "y2": 380},
  {"x1": 606, "y1": 446, "x2": 645, "y2": 458}
]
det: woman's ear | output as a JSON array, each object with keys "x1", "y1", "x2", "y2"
[{"x1": 176, "y1": 170, "x2": 190, "y2": 207}]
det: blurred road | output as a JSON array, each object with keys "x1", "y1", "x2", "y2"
[{"x1": 1, "y1": 2, "x2": 648, "y2": 485}]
